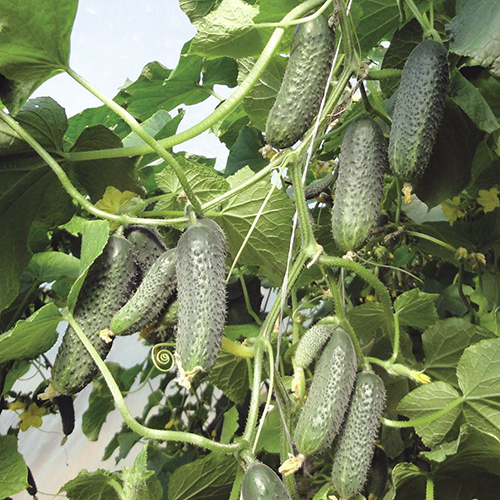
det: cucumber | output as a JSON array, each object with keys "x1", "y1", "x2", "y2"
[
  {"x1": 331, "y1": 116, "x2": 387, "y2": 253},
  {"x1": 241, "y1": 462, "x2": 291, "y2": 500},
  {"x1": 54, "y1": 395, "x2": 75, "y2": 436},
  {"x1": 389, "y1": 40, "x2": 449, "y2": 183},
  {"x1": 141, "y1": 299, "x2": 178, "y2": 345},
  {"x1": 109, "y1": 249, "x2": 177, "y2": 336},
  {"x1": 265, "y1": 15, "x2": 335, "y2": 149},
  {"x1": 294, "y1": 328, "x2": 357, "y2": 456},
  {"x1": 304, "y1": 172, "x2": 336, "y2": 201},
  {"x1": 331, "y1": 371, "x2": 386, "y2": 499},
  {"x1": 175, "y1": 218, "x2": 227, "y2": 388},
  {"x1": 124, "y1": 224, "x2": 167, "y2": 278},
  {"x1": 27, "y1": 467, "x2": 37, "y2": 497},
  {"x1": 294, "y1": 324, "x2": 336, "y2": 370},
  {"x1": 50, "y1": 236, "x2": 138, "y2": 395}
]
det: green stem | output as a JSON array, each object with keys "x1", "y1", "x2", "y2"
[
  {"x1": 359, "y1": 82, "x2": 392, "y2": 127},
  {"x1": 229, "y1": 466, "x2": 244, "y2": 500},
  {"x1": 108, "y1": 478, "x2": 126, "y2": 498},
  {"x1": 457, "y1": 264, "x2": 474, "y2": 316},
  {"x1": 257, "y1": 0, "x2": 333, "y2": 28},
  {"x1": 66, "y1": 67, "x2": 203, "y2": 215},
  {"x1": 363, "y1": 68, "x2": 403, "y2": 80},
  {"x1": 395, "y1": 178, "x2": 403, "y2": 226},
  {"x1": 426, "y1": 476, "x2": 435, "y2": 500},
  {"x1": 238, "y1": 269, "x2": 263, "y2": 326},
  {"x1": 389, "y1": 312, "x2": 400, "y2": 364},
  {"x1": 63, "y1": 0, "x2": 328, "y2": 163},
  {"x1": 406, "y1": 230, "x2": 457, "y2": 253},
  {"x1": 381, "y1": 396, "x2": 464, "y2": 428},
  {"x1": 63, "y1": 310, "x2": 244, "y2": 453},
  {"x1": 291, "y1": 289, "x2": 300, "y2": 345},
  {"x1": 404, "y1": 0, "x2": 441, "y2": 41}
]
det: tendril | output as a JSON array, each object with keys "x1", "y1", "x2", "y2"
[{"x1": 151, "y1": 344, "x2": 174, "y2": 372}]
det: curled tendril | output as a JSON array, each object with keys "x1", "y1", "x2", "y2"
[{"x1": 151, "y1": 344, "x2": 174, "y2": 372}]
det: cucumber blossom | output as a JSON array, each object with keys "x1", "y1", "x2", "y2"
[
  {"x1": 331, "y1": 371, "x2": 386, "y2": 499},
  {"x1": 389, "y1": 40, "x2": 449, "y2": 183},
  {"x1": 175, "y1": 218, "x2": 227, "y2": 388},
  {"x1": 50, "y1": 236, "x2": 138, "y2": 395},
  {"x1": 331, "y1": 116, "x2": 387, "y2": 253},
  {"x1": 241, "y1": 462, "x2": 291, "y2": 500},
  {"x1": 294, "y1": 328, "x2": 357, "y2": 456},
  {"x1": 265, "y1": 15, "x2": 335, "y2": 149},
  {"x1": 109, "y1": 249, "x2": 177, "y2": 336}
]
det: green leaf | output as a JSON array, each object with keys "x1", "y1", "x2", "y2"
[
  {"x1": 225, "y1": 126, "x2": 268, "y2": 175},
  {"x1": 121, "y1": 445, "x2": 162, "y2": 500},
  {"x1": 82, "y1": 363, "x2": 142, "y2": 441},
  {"x1": 220, "y1": 406, "x2": 239, "y2": 444},
  {"x1": 0, "y1": 0, "x2": 77, "y2": 112},
  {"x1": 26, "y1": 251, "x2": 80, "y2": 283},
  {"x1": 0, "y1": 303, "x2": 61, "y2": 363},
  {"x1": 0, "y1": 434, "x2": 28, "y2": 498},
  {"x1": 224, "y1": 323, "x2": 260, "y2": 340},
  {"x1": 179, "y1": 0, "x2": 218, "y2": 26},
  {"x1": 212, "y1": 101, "x2": 250, "y2": 148},
  {"x1": 397, "y1": 381, "x2": 463, "y2": 447},
  {"x1": 220, "y1": 166, "x2": 295, "y2": 286},
  {"x1": 203, "y1": 57, "x2": 239, "y2": 88},
  {"x1": 70, "y1": 125, "x2": 142, "y2": 203},
  {"x1": 65, "y1": 217, "x2": 110, "y2": 312},
  {"x1": 347, "y1": 302, "x2": 387, "y2": 350},
  {"x1": 447, "y1": 0, "x2": 500, "y2": 78},
  {"x1": 394, "y1": 289, "x2": 439, "y2": 329},
  {"x1": 415, "y1": 101, "x2": 483, "y2": 208},
  {"x1": 168, "y1": 452, "x2": 237, "y2": 500},
  {"x1": 254, "y1": 406, "x2": 281, "y2": 453},
  {"x1": 189, "y1": 0, "x2": 263, "y2": 59},
  {"x1": 208, "y1": 350, "x2": 249, "y2": 405},
  {"x1": 457, "y1": 338, "x2": 500, "y2": 439},
  {"x1": 237, "y1": 55, "x2": 288, "y2": 131},
  {"x1": 59, "y1": 469, "x2": 121, "y2": 500},
  {"x1": 423, "y1": 318, "x2": 495, "y2": 386},
  {"x1": 390, "y1": 463, "x2": 427, "y2": 500}
]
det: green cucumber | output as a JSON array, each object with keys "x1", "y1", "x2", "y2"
[
  {"x1": 294, "y1": 328, "x2": 357, "y2": 456},
  {"x1": 265, "y1": 15, "x2": 335, "y2": 149},
  {"x1": 175, "y1": 218, "x2": 227, "y2": 388},
  {"x1": 54, "y1": 395, "x2": 75, "y2": 437},
  {"x1": 389, "y1": 40, "x2": 449, "y2": 182},
  {"x1": 50, "y1": 236, "x2": 138, "y2": 395},
  {"x1": 294, "y1": 324, "x2": 336, "y2": 370},
  {"x1": 331, "y1": 116, "x2": 387, "y2": 253},
  {"x1": 304, "y1": 172, "x2": 336, "y2": 201},
  {"x1": 241, "y1": 462, "x2": 291, "y2": 500},
  {"x1": 109, "y1": 249, "x2": 177, "y2": 336},
  {"x1": 331, "y1": 371, "x2": 386, "y2": 499},
  {"x1": 141, "y1": 299, "x2": 178, "y2": 345}
]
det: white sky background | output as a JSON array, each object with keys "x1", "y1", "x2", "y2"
[{"x1": 4, "y1": 2, "x2": 232, "y2": 498}]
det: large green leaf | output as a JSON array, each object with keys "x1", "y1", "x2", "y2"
[
  {"x1": 208, "y1": 350, "x2": 249, "y2": 405},
  {"x1": 0, "y1": 434, "x2": 28, "y2": 498},
  {"x1": 0, "y1": 0, "x2": 77, "y2": 112},
  {"x1": 59, "y1": 469, "x2": 121, "y2": 500},
  {"x1": 390, "y1": 463, "x2": 427, "y2": 500},
  {"x1": 447, "y1": 0, "x2": 500, "y2": 78},
  {"x1": 394, "y1": 289, "x2": 439, "y2": 329},
  {"x1": 225, "y1": 126, "x2": 268, "y2": 175},
  {"x1": 26, "y1": 251, "x2": 80, "y2": 283}
]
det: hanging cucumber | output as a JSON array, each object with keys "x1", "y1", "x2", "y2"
[
  {"x1": 175, "y1": 218, "x2": 227, "y2": 389},
  {"x1": 265, "y1": 15, "x2": 335, "y2": 149},
  {"x1": 54, "y1": 395, "x2": 75, "y2": 437},
  {"x1": 294, "y1": 328, "x2": 357, "y2": 456},
  {"x1": 107, "y1": 248, "x2": 177, "y2": 337},
  {"x1": 331, "y1": 116, "x2": 387, "y2": 253},
  {"x1": 241, "y1": 462, "x2": 292, "y2": 500},
  {"x1": 50, "y1": 236, "x2": 138, "y2": 396},
  {"x1": 331, "y1": 370, "x2": 386, "y2": 499},
  {"x1": 389, "y1": 40, "x2": 449, "y2": 189}
]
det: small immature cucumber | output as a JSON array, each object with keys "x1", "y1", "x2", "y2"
[
  {"x1": 265, "y1": 15, "x2": 335, "y2": 149},
  {"x1": 294, "y1": 324, "x2": 336, "y2": 370},
  {"x1": 294, "y1": 328, "x2": 357, "y2": 456},
  {"x1": 175, "y1": 218, "x2": 227, "y2": 388},
  {"x1": 54, "y1": 395, "x2": 75, "y2": 436},
  {"x1": 331, "y1": 371, "x2": 386, "y2": 499},
  {"x1": 27, "y1": 467, "x2": 37, "y2": 496},
  {"x1": 389, "y1": 40, "x2": 449, "y2": 182},
  {"x1": 109, "y1": 249, "x2": 177, "y2": 336},
  {"x1": 331, "y1": 116, "x2": 387, "y2": 253},
  {"x1": 241, "y1": 462, "x2": 291, "y2": 500},
  {"x1": 51, "y1": 236, "x2": 138, "y2": 395}
]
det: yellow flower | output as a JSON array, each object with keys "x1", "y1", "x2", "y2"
[
  {"x1": 9, "y1": 400, "x2": 26, "y2": 411},
  {"x1": 441, "y1": 196, "x2": 465, "y2": 225},
  {"x1": 477, "y1": 187, "x2": 500, "y2": 213},
  {"x1": 18, "y1": 403, "x2": 45, "y2": 431},
  {"x1": 365, "y1": 295, "x2": 376, "y2": 302},
  {"x1": 95, "y1": 186, "x2": 139, "y2": 230}
]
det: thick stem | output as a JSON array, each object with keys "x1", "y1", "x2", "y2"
[
  {"x1": 363, "y1": 68, "x2": 403, "y2": 80},
  {"x1": 63, "y1": 310, "x2": 244, "y2": 453},
  {"x1": 221, "y1": 337, "x2": 255, "y2": 358},
  {"x1": 426, "y1": 476, "x2": 435, "y2": 500}
]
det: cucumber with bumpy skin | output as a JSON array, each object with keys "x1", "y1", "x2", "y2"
[
  {"x1": 109, "y1": 249, "x2": 177, "y2": 336},
  {"x1": 389, "y1": 40, "x2": 449, "y2": 183},
  {"x1": 331, "y1": 116, "x2": 387, "y2": 253},
  {"x1": 265, "y1": 15, "x2": 335, "y2": 149},
  {"x1": 50, "y1": 236, "x2": 138, "y2": 395},
  {"x1": 241, "y1": 462, "x2": 291, "y2": 500},
  {"x1": 294, "y1": 328, "x2": 357, "y2": 456},
  {"x1": 294, "y1": 324, "x2": 336, "y2": 370},
  {"x1": 175, "y1": 218, "x2": 227, "y2": 388},
  {"x1": 304, "y1": 172, "x2": 336, "y2": 201},
  {"x1": 332, "y1": 371, "x2": 386, "y2": 499}
]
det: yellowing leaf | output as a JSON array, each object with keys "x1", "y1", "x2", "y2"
[
  {"x1": 441, "y1": 196, "x2": 465, "y2": 225},
  {"x1": 18, "y1": 403, "x2": 45, "y2": 431},
  {"x1": 477, "y1": 187, "x2": 500, "y2": 213},
  {"x1": 95, "y1": 186, "x2": 139, "y2": 229}
]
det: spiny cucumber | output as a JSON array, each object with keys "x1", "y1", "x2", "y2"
[
  {"x1": 108, "y1": 249, "x2": 177, "y2": 336},
  {"x1": 294, "y1": 324, "x2": 336, "y2": 370},
  {"x1": 265, "y1": 15, "x2": 335, "y2": 149},
  {"x1": 294, "y1": 328, "x2": 357, "y2": 456},
  {"x1": 389, "y1": 40, "x2": 449, "y2": 183},
  {"x1": 304, "y1": 172, "x2": 336, "y2": 201},
  {"x1": 331, "y1": 116, "x2": 387, "y2": 253},
  {"x1": 331, "y1": 371, "x2": 386, "y2": 499},
  {"x1": 241, "y1": 462, "x2": 291, "y2": 500},
  {"x1": 175, "y1": 218, "x2": 227, "y2": 388},
  {"x1": 50, "y1": 236, "x2": 138, "y2": 395}
]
